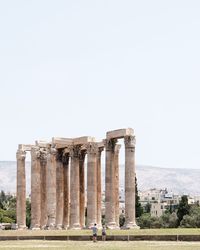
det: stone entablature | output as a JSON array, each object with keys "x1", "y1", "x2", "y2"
[{"x1": 16, "y1": 128, "x2": 138, "y2": 230}]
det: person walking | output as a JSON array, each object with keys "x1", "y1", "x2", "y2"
[
  {"x1": 101, "y1": 225, "x2": 106, "y2": 241},
  {"x1": 91, "y1": 223, "x2": 98, "y2": 242}
]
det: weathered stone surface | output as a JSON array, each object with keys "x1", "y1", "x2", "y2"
[
  {"x1": 52, "y1": 138, "x2": 73, "y2": 149},
  {"x1": 46, "y1": 147, "x2": 57, "y2": 229},
  {"x1": 114, "y1": 144, "x2": 121, "y2": 227},
  {"x1": 87, "y1": 143, "x2": 98, "y2": 228},
  {"x1": 73, "y1": 136, "x2": 96, "y2": 145},
  {"x1": 18, "y1": 144, "x2": 33, "y2": 151},
  {"x1": 124, "y1": 135, "x2": 138, "y2": 229},
  {"x1": 40, "y1": 149, "x2": 48, "y2": 229},
  {"x1": 16, "y1": 149, "x2": 26, "y2": 229},
  {"x1": 35, "y1": 140, "x2": 50, "y2": 148},
  {"x1": 69, "y1": 146, "x2": 81, "y2": 229},
  {"x1": 56, "y1": 154, "x2": 64, "y2": 230},
  {"x1": 31, "y1": 147, "x2": 41, "y2": 230},
  {"x1": 79, "y1": 150, "x2": 86, "y2": 228},
  {"x1": 63, "y1": 153, "x2": 70, "y2": 229},
  {"x1": 97, "y1": 147, "x2": 103, "y2": 228},
  {"x1": 17, "y1": 128, "x2": 137, "y2": 231},
  {"x1": 105, "y1": 139, "x2": 119, "y2": 229},
  {"x1": 106, "y1": 128, "x2": 134, "y2": 140}
]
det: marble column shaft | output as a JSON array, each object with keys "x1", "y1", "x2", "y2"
[
  {"x1": 16, "y1": 149, "x2": 26, "y2": 229},
  {"x1": 56, "y1": 152, "x2": 64, "y2": 229},
  {"x1": 46, "y1": 147, "x2": 57, "y2": 229},
  {"x1": 31, "y1": 147, "x2": 41, "y2": 229},
  {"x1": 105, "y1": 139, "x2": 118, "y2": 228},
  {"x1": 87, "y1": 143, "x2": 98, "y2": 228},
  {"x1": 96, "y1": 147, "x2": 103, "y2": 228},
  {"x1": 124, "y1": 135, "x2": 137, "y2": 228},
  {"x1": 63, "y1": 153, "x2": 70, "y2": 229},
  {"x1": 69, "y1": 146, "x2": 81, "y2": 229},
  {"x1": 40, "y1": 149, "x2": 48, "y2": 229},
  {"x1": 79, "y1": 150, "x2": 86, "y2": 228},
  {"x1": 114, "y1": 144, "x2": 121, "y2": 227}
]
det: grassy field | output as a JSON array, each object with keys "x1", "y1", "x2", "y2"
[
  {"x1": 1, "y1": 228, "x2": 200, "y2": 236},
  {"x1": 0, "y1": 241, "x2": 200, "y2": 250}
]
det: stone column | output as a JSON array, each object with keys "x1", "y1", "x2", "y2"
[
  {"x1": 16, "y1": 149, "x2": 26, "y2": 229},
  {"x1": 124, "y1": 135, "x2": 138, "y2": 228},
  {"x1": 114, "y1": 144, "x2": 121, "y2": 227},
  {"x1": 56, "y1": 151, "x2": 64, "y2": 229},
  {"x1": 40, "y1": 149, "x2": 48, "y2": 229},
  {"x1": 69, "y1": 145, "x2": 81, "y2": 229},
  {"x1": 79, "y1": 150, "x2": 86, "y2": 228},
  {"x1": 87, "y1": 142, "x2": 98, "y2": 228},
  {"x1": 31, "y1": 147, "x2": 41, "y2": 229},
  {"x1": 96, "y1": 147, "x2": 103, "y2": 228},
  {"x1": 105, "y1": 139, "x2": 118, "y2": 229},
  {"x1": 63, "y1": 152, "x2": 70, "y2": 229},
  {"x1": 46, "y1": 147, "x2": 57, "y2": 229}
]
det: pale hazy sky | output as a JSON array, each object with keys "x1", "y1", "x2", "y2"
[{"x1": 0, "y1": 1, "x2": 200, "y2": 168}]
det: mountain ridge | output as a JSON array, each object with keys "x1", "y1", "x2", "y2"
[{"x1": 0, "y1": 161, "x2": 199, "y2": 195}]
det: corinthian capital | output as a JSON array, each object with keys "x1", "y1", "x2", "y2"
[
  {"x1": 40, "y1": 148, "x2": 48, "y2": 165},
  {"x1": 16, "y1": 150, "x2": 26, "y2": 160},
  {"x1": 31, "y1": 146, "x2": 41, "y2": 160},
  {"x1": 69, "y1": 145, "x2": 81, "y2": 158},
  {"x1": 86, "y1": 142, "x2": 98, "y2": 155},
  {"x1": 104, "y1": 138, "x2": 117, "y2": 152},
  {"x1": 51, "y1": 146, "x2": 57, "y2": 154},
  {"x1": 124, "y1": 136, "x2": 136, "y2": 148}
]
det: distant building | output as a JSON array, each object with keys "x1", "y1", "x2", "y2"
[
  {"x1": 151, "y1": 202, "x2": 168, "y2": 217},
  {"x1": 139, "y1": 188, "x2": 180, "y2": 215}
]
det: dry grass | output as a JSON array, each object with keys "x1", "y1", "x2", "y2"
[
  {"x1": 1, "y1": 228, "x2": 200, "y2": 236},
  {"x1": 1, "y1": 241, "x2": 200, "y2": 250}
]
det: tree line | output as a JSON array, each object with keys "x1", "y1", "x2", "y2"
[{"x1": 0, "y1": 185, "x2": 199, "y2": 229}]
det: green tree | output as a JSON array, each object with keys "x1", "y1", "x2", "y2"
[
  {"x1": 0, "y1": 190, "x2": 6, "y2": 209},
  {"x1": 161, "y1": 212, "x2": 178, "y2": 228},
  {"x1": 177, "y1": 195, "x2": 190, "y2": 226},
  {"x1": 26, "y1": 199, "x2": 31, "y2": 228},
  {"x1": 119, "y1": 213, "x2": 125, "y2": 227},
  {"x1": 135, "y1": 176, "x2": 143, "y2": 217},
  {"x1": 180, "y1": 205, "x2": 200, "y2": 228}
]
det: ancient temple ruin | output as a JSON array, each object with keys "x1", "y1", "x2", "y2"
[{"x1": 16, "y1": 128, "x2": 138, "y2": 230}]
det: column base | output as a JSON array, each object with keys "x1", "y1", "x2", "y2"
[
  {"x1": 56, "y1": 224, "x2": 63, "y2": 230},
  {"x1": 31, "y1": 227, "x2": 41, "y2": 230},
  {"x1": 124, "y1": 222, "x2": 140, "y2": 229},
  {"x1": 17, "y1": 225, "x2": 27, "y2": 230},
  {"x1": 63, "y1": 225, "x2": 69, "y2": 230},
  {"x1": 107, "y1": 221, "x2": 119, "y2": 229},
  {"x1": 70, "y1": 223, "x2": 81, "y2": 229},
  {"x1": 45, "y1": 223, "x2": 56, "y2": 230}
]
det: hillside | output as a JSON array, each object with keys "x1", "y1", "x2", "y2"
[{"x1": 0, "y1": 161, "x2": 199, "y2": 195}]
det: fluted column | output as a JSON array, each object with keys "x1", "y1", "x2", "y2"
[
  {"x1": 46, "y1": 147, "x2": 57, "y2": 229},
  {"x1": 124, "y1": 135, "x2": 138, "y2": 228},
  {"x1": 87, "y1": 142, "x2": 98, "y2": 228},
  {"x1": 16, "y1": 148, "x2": 26, "y2": 229},
  {"x1": 31, "y1": 147, "x2": 41, "y2": 229},
  {"x1": 56, "y1": 151, "x2": 64, "y2": 229},
  {"x1": 105, "y1": 139, "x2": 118, "y2": 229},
  {"x1": 114, "y1": 144, "x2": 121, "y2": 227},
  {"x1": 63, "y1": 152, "x2": 70, "y2": 229},
  {"x1": 79, "y1": 150, "x2": 86, "y2": 228},
  {"x1": 40, "y1": 149, "x2": 48, "y2": 229},
  {"x1": 69, "y1": 145, "x2": 81, "y2": 229},
  {"x1": 96, "y1": 147, "x2": 103, "y2": 228}
]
